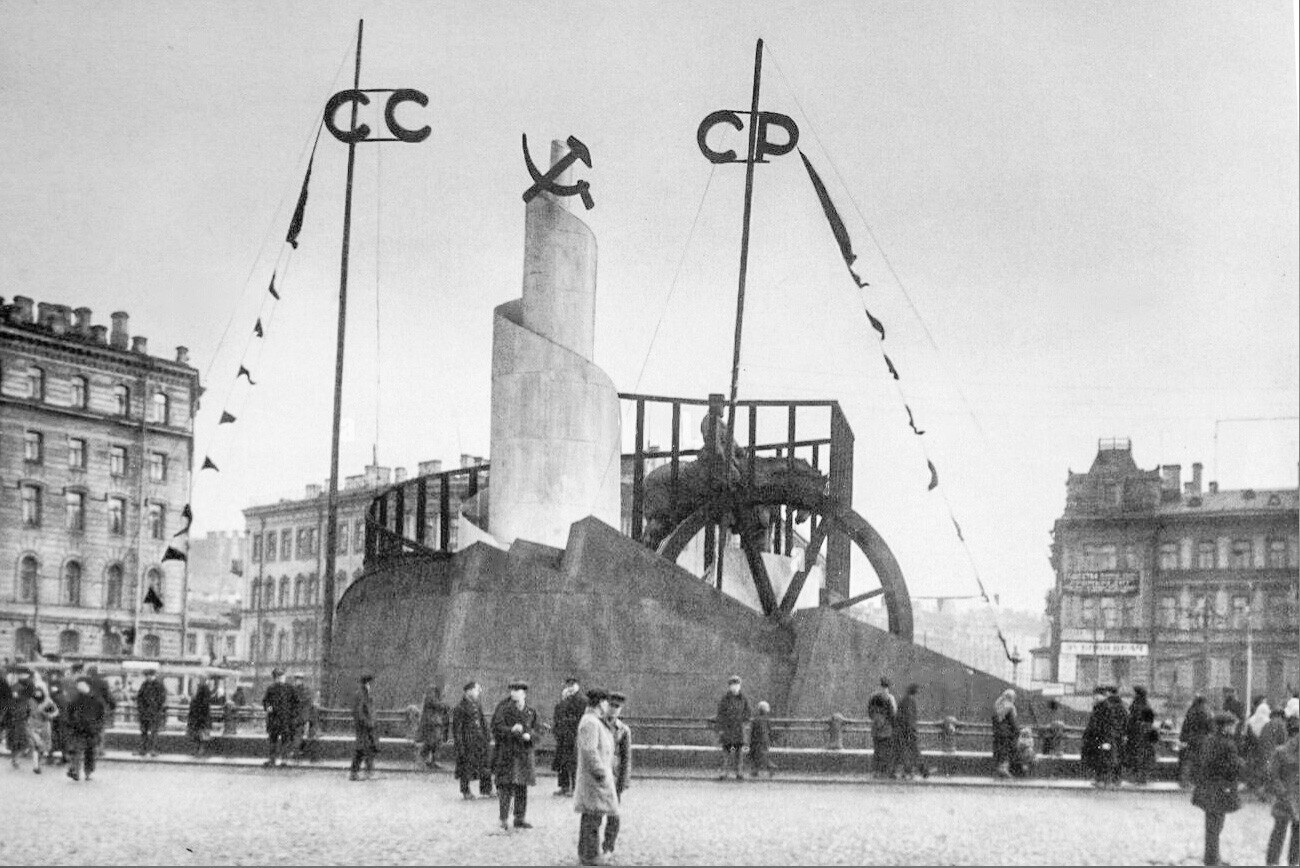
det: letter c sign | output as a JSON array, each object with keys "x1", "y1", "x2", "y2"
[
  {"x1": 697, "y1": 109, "x2": 799, "y2": 164},
  {"x1": 325, "y1": 88, "x2": 431, "y2": 144}
]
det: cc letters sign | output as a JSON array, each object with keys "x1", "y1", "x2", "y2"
[{"x1": 1063, "y1": 570, "x2": 1140, "y2": 596}]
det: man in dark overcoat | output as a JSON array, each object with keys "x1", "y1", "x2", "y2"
[
  {"x1": 491, "y1": 680, "x2": 539, "y2": 831},
  {"x1": 417, "y1": 684, "x2": 450, "y2": 771},
  {"x1": 261, "y1": 668, "x2": 297, "y2": 768},
  {"x1": 135, "y1": 668, "x2": 167, "y2": 757},
  {"x1": 1124, "y1": 685, "x2": 1158, "y2": 784},
  {"x1": 85, "y1": 665, "x2": 115, "y2": 759},
  {"x1": 552, "y1": 677, "x2": 586, "y2": 797},
  {"x1": 64, "y1": 677, "x2": 105, "y2": 782},
  {"x1": 186, "y1": 677, "x2": 214, "y2": 757},
  {"x1": 291, "y1": 673, "x2": 312, "y2": 758},
  {"x1": 1097, "y1": 686, "x2": 1129, "y2": 787},
  {"x1": 1193, "y1": 710, "x2": 1245, "y2": 866},
  {"x1": 867, "y1": 677, "x2": 898, "y2": 779},
  {"x1": 452, "y1": 681, "x2": 493, "y2": 799},
  {"x1": 1180, "y1": 694, "x2": 1213, "y2": 788},
  {"x1": 349, "y1": 673, "x2": 378, "y2": 781},
  {"x1": 714, "y1": 675, "x2": 751, "y2": 780}
]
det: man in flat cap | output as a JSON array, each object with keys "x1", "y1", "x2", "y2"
[
  {"x1": 64, "y1": 677, "x2": 105, "y2": 782},
  {"x1": 453, "y1": 681, "x2": 493, "y2": 800},
  {"x1": 552, "y1": 677, "x2": 585, "y2": 797},
  {"x1": 714, "y1": 675, "x2": 751, "y2": 781},
  {"x1": 261, "y1": 668, "x2": 297, "y2": 768},
  {"x1": 349, "y1": 674, "x2": 378, "y2": 781},
  {"x1": 1193, "y1": 710, "x2": 1244, "y2": 866},
  {"x1": 491, "y1": 680, "x2": 539, "y2": 831},
  {"x1": 135, "y1": 667, "x2": 167, "y2": 758},
  {"x1": 574, "y1": 688, "x2": 618, "y2": 866},
  {"x1": 602, "y1": 691, "x2": 632, "y2": 859}
]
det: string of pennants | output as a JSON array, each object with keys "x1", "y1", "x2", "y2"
[
  {"x1": 153, "y1": 119, "x2": 326, "y2": 609},
  {"x1": 797, "y1": 146, "x2": 1020, "y2": 667}
]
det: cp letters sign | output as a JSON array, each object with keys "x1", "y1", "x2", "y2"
[{"x1": 1064, "y1": 570, "x2": 1140, "y2": 596}]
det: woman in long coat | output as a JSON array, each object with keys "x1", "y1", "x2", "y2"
[
  {"x1": 991, "y1": 689, "x2": 1018, "y2": 778},
  {"x1": 574, "y1": 691, "x2": 619, "y2": 866},
  {"x1": 187, "y1": 679, "x2": 214, "y2": 757},
  {"x1": 1125, "y1": 686, "x2": 1158, "y2": 785},
  {"x1": 1193, "y1": 711, "x2": 1244, "y2": 867}
]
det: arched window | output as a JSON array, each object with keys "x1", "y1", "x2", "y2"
[
  {"x1": 146, "y1": 568, "x2": 164, "y2": 610},
  {"x1": 105, "y1": 563, "x2": 124, "y2": 608},
  {"x1": 112, "y1": 384, "x2": 130, "y2": 416},
  {"x1": 58, "y1": 629, "x2": 80, "y2": 654},
  {"x1": 14, "y1": 626, "x2": 38, "y2": 659},
  {"x1": 263, "y1": 580, "x2": 274, "y2": 610},
  {"x1": 250, "y1": 578, "x2": 262, "y2": 609},
  {"x1": 278, "y1": 576, "x2": 290, "y2": 608},
  {"x1": 293, "y1": 576, "x2": 305, "y2": 607},
  {"x1": 276, "y1": 629, "x2": 288, "y2": 660},
  {"x1": 70, "y1": 375, "x2": 88, "y2": 409},
  {"x1": 28, "y1": 366, "x2": 45, "y2": 401},
  {"x1": 291, "y1": 622, "x2": 302, "y2": 660},
  {"x1": 151, "y1": 391, "x2": 169, "y2": 424},
  {"x1": 141, "y1": 634, "x2": 161, "y2": 657},
  {"x1": 63, "y1": 560, "x2": 82, "y2": 606},
  {"x1": 18, "y1": 555, "x2": 38, "y2": 602},
  {"x1": 101, "y1": 629, "x2": 121, "y2": 656}
]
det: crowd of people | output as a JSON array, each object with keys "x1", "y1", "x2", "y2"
[{"x1": 1, "y1": 663, "x2": 118, "y2": 781}]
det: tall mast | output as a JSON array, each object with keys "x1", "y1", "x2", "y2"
[{"x1": 321, "y1": 18, "x2": 363, "y2": 700}]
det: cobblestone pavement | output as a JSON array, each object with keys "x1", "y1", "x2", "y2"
[{"x1": 0, "y1": 761, "x2": 1280, "y2": 866}]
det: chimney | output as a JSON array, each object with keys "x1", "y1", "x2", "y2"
[
  {"x1": 1208, "y1": 481, "x2": 1218, "y2": 494},
  {"x1": 110, "y1": 312, "x2": 129, "y2": 349},
  {"x1": 417, "y1": 459, "x2": 443, "y2": 476},
  {"x1": 74, "y1": 307, "x2": 92, "y2": 334},
  {"x1": 175, "y1": 346, "x2": 189, "y2": 365},
  {"x1": 460, "y1": 453, "x2": 475, "y2": 468},
  {"x1": 90, "y1": 325, "x2": 108, "y2": 345},
  {"x1": 12, "y1": 295, "x2": 34, "y2": 324},
  {"x1": 305, "y1": 484, "x2": 322, "y2": 499},
  {"x1": 1191, "y1": 462, "x2": 1203, "y2": 495},
  {"x1": 394, "y1": 467, "x2": 407, "y2": 484},
  {"x1": 36, "y1": 302, "x2": 52, "y2": 327},
  {"x1": 49, "y1": 306, "x2": 69, "y2": 336},
  {"x1": 131, "y1": 336, "x2": 148, "y2": 354}
]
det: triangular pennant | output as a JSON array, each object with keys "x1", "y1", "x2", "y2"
[
  {"x1": 906, "y1": 405, "x2": 925, "y2": 436},
  {"x1": 172, "y1": 504, "x2": 193, "y2": 538},
  {"x1": 254, "y1": 319, "x2": 264, "y2": 338},
  {"x1": 237, "y1": 365, "x2": 256, "y2": 385},
  {"x1": 202, "y1": 456, "x2": 219, "y2": 472},
  {"x1": 884, "y1": 354, "x2": 900, "y2": 381},
  {"x1": 143, "y1": 586, "x2": 164, "y2": 612},
  {"x1": 864, "y1": 306, "x2": 885, "y2": 340},
  {"x1": 286, "y1": 128, "x2": 321, "y2": 249},
  {"x1": 268, "y1": 272, "x2": 280, "y2": 300},
  {"x1": 798, "y1": 150, "x2": 869, "y2": 288},
  {"x1": 219, "y1": 411, "x2": 237, "y2": 425},
  {"x1": 927, "y1": 459, "x2": 939, "y2": 491},
  {"x1": 162, "y1": 546, "x2": 188, "y2": 563}
]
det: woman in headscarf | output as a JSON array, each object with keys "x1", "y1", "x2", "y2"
[
  {"x1": 991, "y1": 689, "x2": 1018, "y2": 779},
  {"x1": 1194, "y1": 710, "x2": 1245, "y2": 867},
  {"x1": 1246, "y1": 698, "x2": 1274, "y2": 799}
]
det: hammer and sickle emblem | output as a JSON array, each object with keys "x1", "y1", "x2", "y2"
[
  {"x1": 522, "y1": 134, "x2": 594, "y2": 210},
  {"x1": 325, "y1": 89, "x2": 432, "y2": 144},
  {"x1": 697, "y1": 109, "x2": 799, "y2": 164}
]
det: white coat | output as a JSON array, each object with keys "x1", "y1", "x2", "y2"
[{"x1": 573, "y1": 709, "x2": 619, "y2": 816}]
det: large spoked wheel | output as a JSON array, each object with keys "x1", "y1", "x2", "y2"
[{"x1": 655, "y1": 489, "x2": 914, "y2": 641}]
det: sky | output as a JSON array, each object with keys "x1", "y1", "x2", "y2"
[{"x1": 2, "y1": 1, "x2": 1296, "y2": 613}]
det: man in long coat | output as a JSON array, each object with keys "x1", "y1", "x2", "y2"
[
  {"x1": 1097, "y1": 686, "x2": 1129, "y2": 787},
  {"x1": 602, "y1": 691, "x2": 632, "y2": 859},
  {"x1": 574, "y1": 689, "x2": 618, "y2": 867},
  {"x1": 1180, "y1": 694, "x2": 1213, "y2": 788},
  {"x1": 135, "y1": 668, "x2": 167, "y2": 757},
  {"x1": 1193, "y1": 710, "x2": 1244, "y2": 866},
  {"x1": 552, "y1": 677, "x2": 586, "y2": 797},
  {"x1": 714, "y1": 675, "x2": 751, "y2": 780},
  {"x1": 452, "y1": 681, "x2": 493, "y2": 799},
  {"x1": 491, "y1": 680, "x2": 539, "y2": 831},
  {"x1": 261, "y1": 668, "x2": 297, "y2": 768},
  {"x1": 417, "y1": 684, "x2": 450, "y2": 771},
  {"x1": 187, "y1": 677, "x2": 214, "y2": 757},
  {"x1": 867, "y1": 677, "x2": 898, "y2": 779},
  {"x1": 349, "y1": 674, "x2": 378, "y2": 781},
  {"x1": 64, "y1": 677, "x2": 105, "y2": 782},
  {"x1": 290, "y1": 674, "x2": 312, "y2": 758}
]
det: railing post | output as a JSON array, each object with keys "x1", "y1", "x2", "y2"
[{"x1": 828, "y1": 712, "x2": 845, "y2": 750}]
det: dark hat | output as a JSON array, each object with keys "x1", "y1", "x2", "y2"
[
  {"x1": 462, "y1": 681, "x2": 478, "y2": 693},
  {"x1": 359, "y1": 674, "x2": 374, "y2": 684},
  {"x1": 727, "y1": 675, "x2": 742, "y2": 684},
  {"x1": 564, "y1": 676, "x2": 579, "y2": 686},
  {"x1": 879, "y1": 677, "x2": 891, "y2": 688},
  {"x1": 293, "y1": 673, "x2": 306, "y2": 680},
  {"x1": 1212, "y1": 710, "x2": 1238, "y2": 726},
  {"x1": 586, "y1": 688, "x2": 609, "y2": 706},
  {"x1": 271, "y1": 668, "x2": 285, "y2": 677},
  {"x1": 609, "y1": 691, "x2": 627, "y2": 706},
  {"x1": 509, "y1": 680, "x2": 529, "y2": 691}
]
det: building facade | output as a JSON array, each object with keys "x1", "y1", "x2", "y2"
[
  {"x1": 1, "y1": 295, "x2": 211, "y2": 662},
  {"x1": 1042, "y1": 439, "x2": 1299, "y2": 712}
]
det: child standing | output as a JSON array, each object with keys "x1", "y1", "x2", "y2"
[
  {"x1": 25, "y1": 687, "x2": 59, "y2": 773},
  {"x1": 749, "y1": 701, "x2": 776, "y2": 778},
  {"x1": 1015, "y1": 725, "x2": 1037, "y2": 778}
]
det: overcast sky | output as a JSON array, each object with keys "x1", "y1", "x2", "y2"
[{"x1": 2, "y1": 1, "x2": 1296, "y2": 612}]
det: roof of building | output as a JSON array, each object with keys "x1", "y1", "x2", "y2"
[{"x1": 1156, "y1": 487, "x2": 1298, "y2": 516}]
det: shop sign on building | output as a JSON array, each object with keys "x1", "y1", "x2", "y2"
[
  {"x1": 1060, "y1": 641, "x2": 1149, "y2": 658},
  {"x1": 1063, "y1": 570, "x2": 1140, "y2": 595}
]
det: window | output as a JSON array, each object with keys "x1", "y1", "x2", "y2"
[
  {"x1": 28, "y1": 367, "x2": 45, "y2": 400},
  {"x1": 146, "y1": 568, "x2": 163, "y2": 610},
  {"x1": 354, "y1": 517, "x2": 366, "y2": 553},
  {"x1": 101, "y1": 631, "x2": 121, "y2": 656},
  {"x1": 1193, "y1": 657, "x2": 1208, "y2": 691},
  {"x1": 278, "y1": 576, "x2": 290, "y2": 607},
  {"x1": 141, "y1": 634, "x2": 161, "y2": 657},
  {"x1": 18, "y1": 555, "x2": 38, "y2": 602},
  {"x1": 276, "y1": 630, "x2": 288, "y2": 661},
  {"x1": 261, "y1": 624, "x2": 275, "y2": 659},
  {"x1": 109, "y1": 445, "x2": 128, "y2": 476},
  {"x1": 24, "y1": 431, "x2": 43, "y2": 463},
  {"x1": 65, "y1": 491, "x2": 85, "y2": 531},
  {"x1": 1230, "y1": 594, "x2": 1249, "y2": 630},
  {"x1": 280, "y1": 530, "x2": 293, "y2": 561},
  {"x1": 293, "y1": 576, "x2": 304, "y2": 607},
  {"x1": 1158, "y1": 594, "x2": 1178, "y2": 628},
  {"x1": 262, "y1": 580, "x2": 274, "y2": 610},
  {"x1": 1230, "y1": 539, "x2": 1253, "y2": 569},
  {"x1": 1100, "y1": 597, "x2": 1120, "y2": 628},
  {"x1": 58, "y1": 629, "x2": 80, "y2": 655},
  {"x1": 113, "y1": 384, "x2": 130, "y2": 416},
  {"x1": 1159, "y1": 543, "x2": 1179, "y2": 570},
  {"x1": 1076, "y1": 656, "x2": 1099, "y2": 693},
  {"x1": 1121, "y1": 597, "x2": 1139, "y2": 628},
  {"x1": 250, "y1": 578, "x2": 261, "y2": 608},
  {"x1": 70, "y1": 376, "x2": 87, "y2": 408},
  {"x1": 1102, "y1": 483, "x2": 1121, "y2": 506},
  {"x1": 1266, "y1": 538, "x2": 1288, "y2": 568},
  {"x1": 225, "y1": 635, "x2": 235, "y2": 657},
  {"x1": 68, "y1": 438, "x2": 86, "y2": 470},
  {"x1": 62, "y1": 561, "x2": 82, "y2": 606},
  {"x1": 14, "y1": 627, "x2": 38, "y2": 659},
  {"x1": 186, "y1": 632, "x2": 197, "y2": 654},
  {"x1": 148, "y1": 504, "x2": 164, "y2": 540},
  {"x1": 148, "y1": 453, "x2": 167, "y2": 482},
  {"x1": 337, "y1": 521, "x2": 349, "y2": 555},
  {"x1": 105, "y1": 564, "x2": 123, "y2": 608},
  {"x1": 108, "y1": 497, "x2": 126, "y2": 535},
  {"x1": 151, "y1": 391, "x2": 169, "y2": 424},
  {"x1": 264, "y1": 531, "x2": 277, "y2": 562},
  {"x1": 21, "y1": 484, "x2": 41, "y2": 527},
  {"x1": 1082, "y1": 544, "x2": 1117, "y2": 571},
  {"x1": 1196, "y1": 541, "x2": 1216, "y2": 569},
  {"x1": 252, "y1": 533, "x2": 264, "y2": 563},
  {"x1": 1121, "y1": 544, "x2": 1140, "y2": 570},
  {"x1": 1080, "y1": 596, "x2": 1099, "y2": 626}
]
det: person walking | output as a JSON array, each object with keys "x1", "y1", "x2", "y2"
[
  {"x1": 602, "y1": 691, "x2": 632, "y2": 860},
  {"x1": 452, "y1": 681, "x2": 493, "y2": 800},
  {"x1": 1264, "y1": 712, "x2": 1299, "y2": 866},
  {"x1": 5, "y1": 682, "x2": 31, "y2": 769},
  {"x1": 867, "y1": 677, "x2": 898, "y2": 779},
  {"x1": 417, "y1": 684, "x2": 450, "y2": 771},
  {"x1": 491, "y1": 680, "x2": 539, "y2": 831},
  {"x1": 896, "y1": 684, "x2": 925, "y2": 780},
  {"x1": 573, "y1": 689, "x2": 618, "y2": 866},
  {"x1": 349, "y1": 674, "x2": 378, "y2": 781},
  {"x1": 85, "y1": 665, "x2": 115, "y2": 759},
  {"x1": 261, "y1": 668, "x2": 297, "y2": 768},
  {"x1": 749, "y1": 700, "x2": 777, "y2": 778},
  {"x1": 1194, "y1": 710, "x2": 1245, "y2": 866},
  {"x1": 991, "y1": 689, "x2": 1019, "y2": 778},
  {"x1": 187, "y1": 677, "x2": 214, "y2": 757},
  {"x1": 290, "y1": 674, "x2": 312, "y2": 759},
  {"x1": 1125, "y1": 686, "x2": 1158, "y2": 785},
  {"x1": 1181, "y1": 695, "x2": 1214, "y2": 788},
  {"x1": 714, "y1": 675, "x2": 751, "y2": 781},
  {"x1": 24, "y1": 686, "x2": 58, "y2": 774},
  {"x1": 552, "y1": 677, "x2": 586, "y2": 797},
  {"x1": 135, "y1": 668, "x2": 167, "y2": 757},
  {"x1": 64, "y1": 677, "x2": 106, "y2": 782}
]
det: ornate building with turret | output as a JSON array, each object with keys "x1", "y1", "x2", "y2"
[{"x1": 1039, "y1": 438, "x2": 1299, "y2": 713}]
